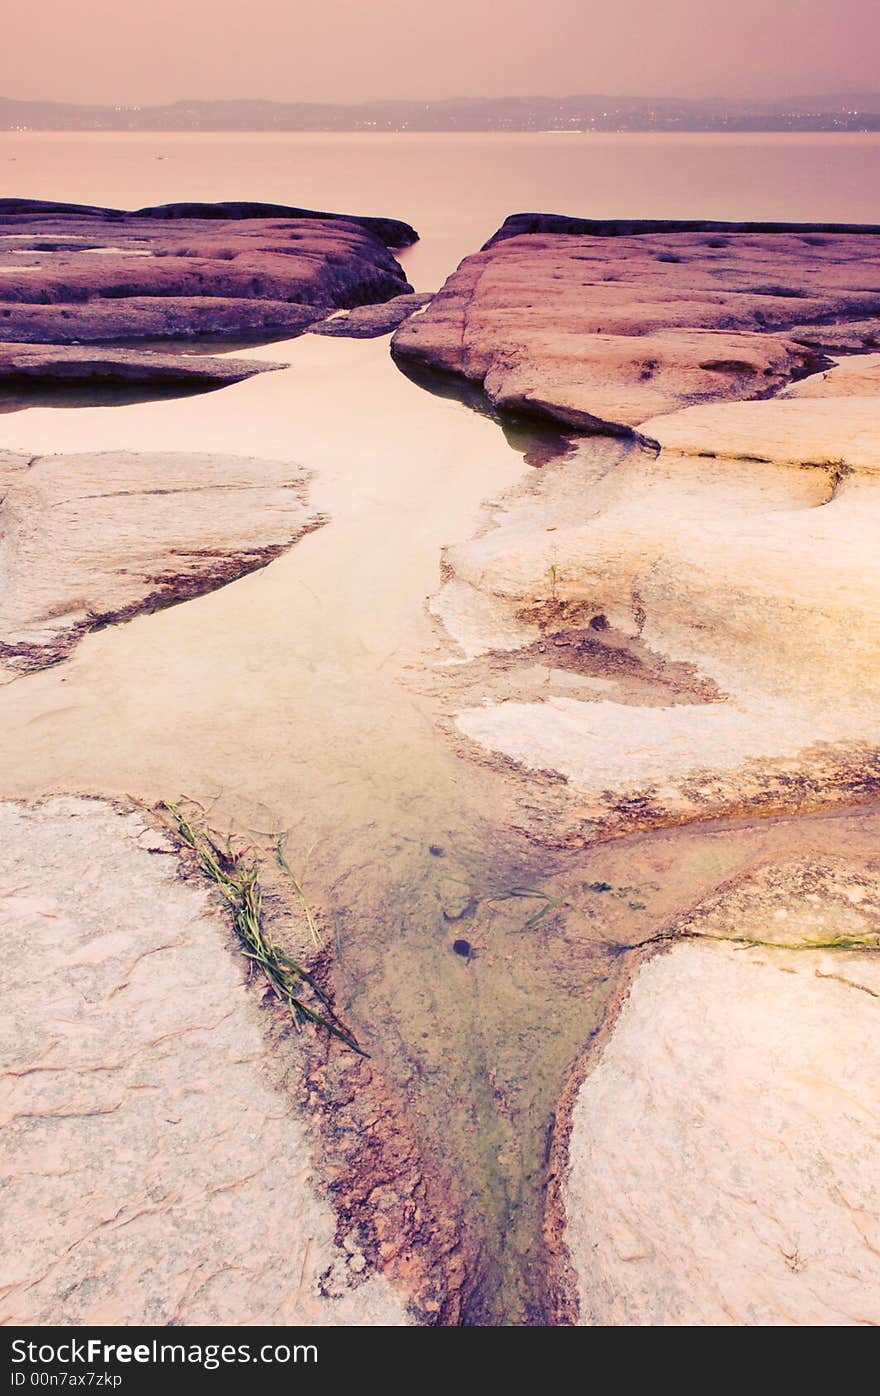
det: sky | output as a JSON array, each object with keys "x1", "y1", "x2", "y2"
[{"x1": 2, "y1": 0, "x2": 878, "y2": 107}]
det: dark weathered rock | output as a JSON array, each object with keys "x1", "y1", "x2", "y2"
[
  {"x1": 0, "y1": 200, "x2": 415, "y2": 344},
  {"x1": 0, "y1": 298, "x2": 323, "y2": 344},
  {"x1": 311, "y1": 291, "x2": 433, "y2": 339},
  {"x1": 485, "y1": 213, "x2": 880, "y2": 248},
  {"x1": 0, "y1": 342, "x2": 283, "y2": 388},
  {"x1": 0, "y1": 197, "x2": 418, "y2": 249},
  {"x1": 134, "y1": 201, "x2": 418, "y2": 249}
]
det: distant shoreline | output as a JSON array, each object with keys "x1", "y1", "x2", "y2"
[
  {"x1": 4, "y1": 127, "x2": 880, "y2": 138},
  {"x1": 2, "y1": 91, "x2": 879, "y2": 135}
]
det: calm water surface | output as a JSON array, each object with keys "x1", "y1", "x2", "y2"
[
  {"x1": 2, "y1": 133, "x2": 878, "y2": 1321},
  {"x1": 3, "y1": 131, "x2": 880, "y2": 286}
]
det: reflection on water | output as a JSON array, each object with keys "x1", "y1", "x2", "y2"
[
  {"x1": 0, "y1": 379, "x2": 231, "y2": 414},
  {"x1": 3, "y1": 132, "x2": 880, "y2": 1320},
  {"x1": 6, "y1": 327, "x2": 875, "y2": 1321},
  {"x1": 0, "y1": 327, "x2": 575, "y2": 1317},
  {"x1": 392, "y1": 352, "x2": 579, "y2": 465}
]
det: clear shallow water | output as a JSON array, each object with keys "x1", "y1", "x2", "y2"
[{"x1": 2, "y1": 133, "x2": 880, "y2": 1321}]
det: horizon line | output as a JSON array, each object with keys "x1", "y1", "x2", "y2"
[{"x1": 3, "y1": 89, "x2": 880, "y2": 109}]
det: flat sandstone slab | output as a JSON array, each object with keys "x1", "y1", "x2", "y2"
[
  {"x1": 643, "y1": 392, "x2": 880, "y2": 472},
  {"x1": 392, "y1": 218, "x2": 880, "y2": 434},
  {"x1": 0, "y1": 199, "x2": 415, "y2": 343},
  {"x1": 0, "y1": 797, "x2": 409, "y2": 1325},
  {"x1": 445, "y1": 351, "x2": 880, "y2": 829},
  {"x1": 561, "y1": 858, "x2": 880, "y2": 1326},
  {"x1": 0, "y1": 449, "x2": 325, "y2": 674}
]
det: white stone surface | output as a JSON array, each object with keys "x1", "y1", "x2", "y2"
[
  {"x1": 563, "y1": 860, "x2": 880, "y2": 1325},
  {"x1": 0, "y1": 797, "x2": 410, "y2": 1325}
]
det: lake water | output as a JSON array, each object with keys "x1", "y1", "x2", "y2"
[
  {"x1": 2, "y1": 132, "x2": 879, "y2": 1322},
  {"x1": 3, "y1": 131, "x2": 880, "y2": 288}
]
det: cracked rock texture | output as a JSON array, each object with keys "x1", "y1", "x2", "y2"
[
  {"x1": 392, "y1": 222, "x2": 880, "y2": 434},
  {"x1": 417, "y1": 219, "x2": 880, "y2": 1325},
  {"x1": 0, "y1": 449, "x2": 325, "y2": 675},
  {"x1": 561, "y1": 858, "x2": 880, "y2": 1326},
  {"x1": 0, "y1": 199, "x2": 414, "y2": 344},
  {"x1": 0, "y1": 797, "x2": 410, "y2": 1325},
  {"x1": 440, "y1": 348, "x2": 879, "y2": 830},
  {"x1": 446, "y1": 376, "x2": 880, "y2": 820}
]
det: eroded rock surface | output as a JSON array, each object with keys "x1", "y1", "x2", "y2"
[
  {"x1": 4, "y1": 210, "x2": 879, "y2": 1327},
  {"x1": 0, "y1": 199, "x2": 414, "y2": 344},
  {"x1": 310, "y1": 291, "x2": 433, "y2": 339},
  {"x1": 0, "y1": 342, "x2": 283, "y2": 392},
  {"x1": 437, "y1": 350, "x2": 879, "y2": 833},
  {"x1": 644, "y1": 392, "x2": 880, "y2": 471},
  {"x1": 484, "y1": 213, "x2": 880, "y2": 247},
  {"x1": 0, "y1": 449, "x2": 325, "y2": 675},
  {"x1": 392, "y1": 221, "x2": 880, "y2": 434},
  {"x1": 0, "y1": 796, "x2": 410, "y2": 1325},
  {"x1": 559, "y1": 859, "x2": 880, "y2": 1326},
  {"x1": 409, "y1": 220, "x2": 880, "y2": 1326}
]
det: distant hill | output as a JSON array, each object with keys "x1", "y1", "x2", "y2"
[{"x1": 2, "y1": 93, "x2": 880, "y2": 133}]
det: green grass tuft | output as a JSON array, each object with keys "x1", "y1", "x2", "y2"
[{"x1": 163, "y1": 802, "x2": 367, "y2": 1056}]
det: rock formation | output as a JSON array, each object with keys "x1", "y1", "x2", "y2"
[
  {"x1": 414, "y1": 226, "x2": 880, "y2": 833},
  {"x1": 1, "y1": 198, "x2": 417, "y2": 249},
  {"x1": 311, "y1": 291, "x2": 433, "y2": 338},
  {"x1": 3, "y1": 206, "x2": 878, "y2": 1326},
  {"x1": 392, "y1": 219, "x2": 880, "y2": 435},
  {"x1": 484, "y1": 213, "x2": 880, "y2": 246},
  {"x1": 0, "y1": 796, "x2": 410, "y2": 1325},
  {"x1": 412, "y1": 218, "x2": 880, "y2": 1323},
  {"x1": 559, "y1": 861, "x2": 880, "y2": 1326},
  {"x1": 0, "y1": 449, "x2": 325, "y2": 675},
  {"x1": 0, "y1": 199, "x2": 415, "y2": 344},
  {"x1": 0, "y1": 342, "x2": 283, "y2": 393}
]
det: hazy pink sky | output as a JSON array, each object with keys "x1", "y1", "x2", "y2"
[{"x1": 3, "y1": 0, "x2": 878, "y2": 106}]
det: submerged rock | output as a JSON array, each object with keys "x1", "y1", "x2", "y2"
[
  {"x1": 0, "y1": 449, "x2": 326, "y2": 675},
  {"x1": 0, "y1": 796, "x2": 410, "y2": 1325},
  {"x1": 0, "y1": 198, "x2": 415, "y2": 344},
  {"x1": 392, "y1": 221, "x2": 880, "y2": 434}
]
